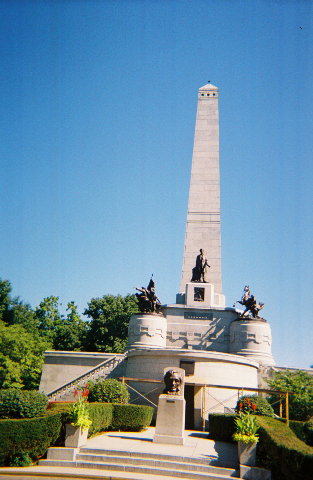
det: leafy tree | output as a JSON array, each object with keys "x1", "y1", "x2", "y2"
[
  {"x1": 53, "y1": 302, "x2": 88, "y2": 351},
  {"x1": 34, "y1": 296, "x2": 63, "y2": 343},
  {"x1": 83, "y1": 294, "x2": 138, "y2": 353},
  {"x1": 0, "y1": 321, "x2": 50, "y2": 389},
  {"x1": 267, "y1": 370, "x2": 313, "y2": 421},
  {"x1": 0, "y1": 279, "x2": 12, "y2": 322}
]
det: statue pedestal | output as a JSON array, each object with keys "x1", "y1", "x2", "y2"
[
  {"x1": 185, "y1": 282, "x2": 225, "y2": 308},
  {"x1": 153, "y1": 394, "x2": 185, "y2": 445}
]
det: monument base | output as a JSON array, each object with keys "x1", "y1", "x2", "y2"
[{"x1": 153, "y1": 394, "x2": 185, "y2": 445}]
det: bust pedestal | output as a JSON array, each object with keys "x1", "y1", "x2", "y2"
[{"x1": 153, "y1": 394, "x2": 185, "y2": 445}]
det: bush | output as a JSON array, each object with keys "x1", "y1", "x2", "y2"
[
  {"x1": 112, "y1": 404, "x2": 153, "y2": 431},
  {"x1": 0, "y1": 411, "x2": 63, "y2": 466},
  {"x1": 236, "y1": 395, "x2": 274, "y2": 417},
  {"x1": 9, "y1": 452, "x2": 32, "y2": 467},
  {"x1": 0, "y1": 389, "x2": 48, "y2": 418},
  {"x1": 0, "y1": 401, "x2": 153, "y2": 466},
  {"x1": 87, "y1": 403, "x2": 113, "y2": 436},
  {"x1": 290, "y1": 418, "x2": 313, "y2": 447},
  {"x1": 257, "y1": 416, "x2": 313, "y2": 480},
  {"x1": 208, "y1": 414, "x2": 236, "y2": 442},
  {"x1": 88, "y1": 379, "x2": 129, "y2": 404}
]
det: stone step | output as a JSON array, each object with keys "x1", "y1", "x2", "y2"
[
  {"x1": 40, "y1": 459, "x2": 240, "y2": 480},
  {"x1": 76, "y1": 452, "x2": 238, "y2": 476},
  {"x1": 0, "y1": 465, "x2": 240, "y2": 480},
  {"x1": 81, "y1": 447, "x2": 217, "y2": 464}
]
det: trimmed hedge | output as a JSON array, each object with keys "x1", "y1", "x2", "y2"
[
  {"x1": 88, "y1": 403, "x2": 113, "y2": 436},
  {"x1": 0, "y1": 402, "x2": 153, "y2": 466},
  {"x1": 256, "y1": 416, "x2": 313, "y2": 480},
  {"x1": 112, "y1": 404, "x2": 153, "y2": 431},
  {"x1": 209, "y1": 413, "x2": 313, "y2": 480},
  {"x1": 208, "y1": 413, "x2": 236, "y2": 442},
  {"x1": 290, "y1": 418, "x2": 313, "y2": 447},
  {"x1": 0, "y1": 411, "x2": 63, "y2": 466},
  {"x1": 0, "y1": 389, "x2": 48, "y2": 419}
]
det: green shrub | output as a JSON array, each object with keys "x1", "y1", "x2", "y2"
[
  {"x1": 290, "y1": 418, "x2": 313, "y2": 447},
  {"x1": 0, "y1": 411, "x2": 63, "y2": 466},
  {"x1": 236, "y1": 395, "x2": 274, "y2": 417},
  {"x1": 112, "y1": 404, "x2": 153, "y2": 431},
  {"x1": 304, "y1": 418, "x2": 313, "y2": 447},
  {"x1": 88, "y1": 379, "x2": 129, "y2": 404},
  {"x1": 0, "y1": 401, "x2": 153, "y2": 466},
  {"x1": 88, "y1": 403, "x2": 113, "y2": 436},
  {"x1": 257, "y1": 416, "x2": 313, "y2": 480},
  {"x1": 9, "y1": 452, "x2": 32, "y2": 467},
  {"x1": 0, "y1": 389, "x2": 48, "y2": 418},
  {"x1": 208, "y1": 414, "x2": 236, "y2": 442}
]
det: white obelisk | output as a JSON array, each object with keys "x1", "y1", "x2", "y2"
[{"x1": 180, "y1": 83, "x2": 223, "y2": 297}]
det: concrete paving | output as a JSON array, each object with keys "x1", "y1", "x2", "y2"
[
  {"x1": 0, "y1": 427, "x2": 238, "y2": 480},
  {"x1": 85, "y1": 427, "x2": 237, "y2": 464}
]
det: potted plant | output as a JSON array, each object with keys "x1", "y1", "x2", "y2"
[
  {"x1": 232, "y1": 413, "x2": 259, "y2": 466},
  {"x1": 65, "y1": 385, "x2": 92, "y2": 448}
]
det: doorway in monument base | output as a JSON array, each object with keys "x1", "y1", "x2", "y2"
[{"x1": 184, "y1": 385, "x2": 195, "y2": 429}]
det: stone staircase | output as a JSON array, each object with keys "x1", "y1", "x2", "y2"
[
  {"x1": 40, "y1": 447, "x2": 240, "y2": 479},
  {"x1": 48, "y1": 354, "x2": 126, "y2": 402}
]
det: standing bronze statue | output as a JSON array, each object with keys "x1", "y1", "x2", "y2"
[
  {"x1": 135, "y1": 276, "x2": 161, "y2": 313},
  {"x1": 191, "y1": 248, "x2": 210, "y2": 283}
]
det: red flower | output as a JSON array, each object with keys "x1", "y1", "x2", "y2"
[
  {"x1": 251, "y1": 403, "x2": 257, "y2": 411},
  {"x1": 82, "y1": 388, "x2": 89, "y2": 398},
  {"x1": 245, "y1": 398, "x2": 251, "y2": 406},
  {"x1": 238, "y1": 402, "x2": 243, "y2": 409},
  {"x1": 74, "y1": 388, "x2": 79, "y2": 397}
]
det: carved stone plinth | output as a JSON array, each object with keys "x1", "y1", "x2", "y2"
[
  {"x1": 154, "y1": 394, "x2": 185, "y2": 445},
  {"x1": 127, "y1": 313, "x2": 167, "y2": 350},
  {"x1": 229, "y1": 318, "x2": 275, "y2": 366}
]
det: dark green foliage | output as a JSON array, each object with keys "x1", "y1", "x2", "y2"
[
  {"x1": 290, "y1": 418, "x2": 313, "y2": 447},
  {"x1": 305, "y1": 418, "x2": 313, "y2": 446},
  {"x1": 256, "y1": 416, "x2": 313, "y2": 480},
  {"x1": 266, "y1": 370, "x2": 313, "y2": 421},
  {"x1": 112, "y1": 404, "x2": 153, "y2": 431},
  {"x1": 0, "y1": 389, "x2": 48, "y2": 418},
  {"x1": 208, "y1": 414, "x2": 236, "y2": 442},
  {"x1": 0, "y1": 412, "x2": 63, "y2": 466},
  {"x1": 88, "y1": 379, "x2": 130, "y2": 404},
  {"x1": 9, "y1": 452, "x2": 32, "y2": 467},
  {"x1": 236, "y1": 394, "x2": 274, "y2": 417},
  {"x1": 0, "y1": 402, "x2": 154, "y2": 466},
  {"x1": 87, "y1": 403, "x2": 113, "y2": 436},
  {"x1": 84, "y1": 294, "x2": 138, "y2": 353}
]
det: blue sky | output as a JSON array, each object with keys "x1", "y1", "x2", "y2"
[{"x1": 1, "y1": 0, "x2": 312, "y2": 368}]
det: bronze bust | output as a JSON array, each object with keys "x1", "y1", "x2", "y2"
[{"x1": 163, "y1": 369, "x2": 183, "y2": 395}]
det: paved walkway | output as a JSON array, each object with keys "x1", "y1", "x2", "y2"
[
  {"x1": 0, "y1": 427, "x2": 238, "y2": 480},
  {"x1": 86, "y1": 427, "x2": 237, "y2": 464}
]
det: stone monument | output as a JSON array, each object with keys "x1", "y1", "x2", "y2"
[
  {"x1": 180, "y1": 83, "x2": 223, "y2": 300},
  {"x1": 154, "y1": 367, "x2": 186, "y2": 445}
]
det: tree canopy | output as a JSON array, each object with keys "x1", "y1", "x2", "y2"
[
  {"x1": 84, "y1": 294, "x2": 138, "y2": 353},
  {"x1": 0, "y1": 277, "x2": 139, "y2": 388},
  {"x1": 267, "y1": 369, "x2": 313, "y2": 421}
]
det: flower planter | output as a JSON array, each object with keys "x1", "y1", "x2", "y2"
[
  {"x1": 65, "y1": 424, "x2": 88, "y2": 448},
  {"x1": 238, "y1": 441, "x2": 257, "y2": 466}
]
